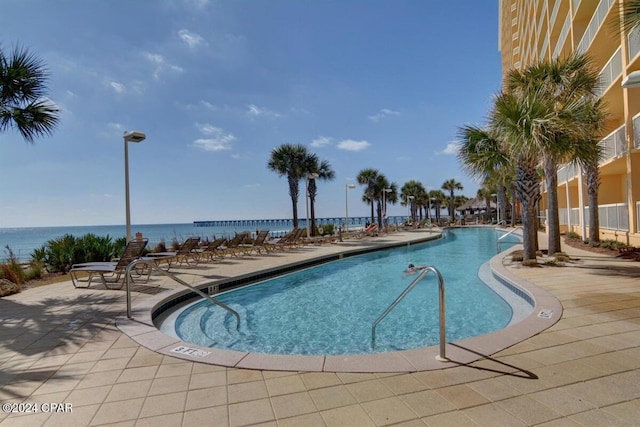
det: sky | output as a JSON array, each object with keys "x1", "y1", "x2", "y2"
[{"x1": 0, "y1": 0, "x2": 502, "y2": 228}]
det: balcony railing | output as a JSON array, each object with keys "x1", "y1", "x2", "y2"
[
  {"x1": 628, "y1": 24, "x2": 640, "y2": 61},
  {"x1": 557, "y1": 163, "x2": 579, "y2": 183},
  {"x1": 553, "y1": 13, "x2": 571, "y2": 58},
  {"x1": 572, "y1": 0, "x2": 581, "y2": 14},
  {"x1": 595, "y1": 47, "x2": 622, "y2": 98},
  {"x1": 599, "y1": 203, "x2": 629, "y2": 231},
  {"x1": 633, "y1": 113, "x2": 640, "y2": 149},
  {"x1": 577, "y1": 0, "x2": 615, "y2": 54},
  {"x1": 598, "y1": 124, "x2": 627, "y2": 164},
  {"x1": 550, "y1": 0, "x2": 561, "y2": 27},
  {"x1": 567, "y1": 204, "x2": 630, "y2": 232}
]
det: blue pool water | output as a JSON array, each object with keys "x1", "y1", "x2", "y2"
[{"x1": 169, "y1": 228, "x2": 518, "y2": 355}]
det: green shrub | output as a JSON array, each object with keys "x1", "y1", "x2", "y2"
[
  {"x1": 566, "y1": 231, "x2": 580, "y2": 239},
  {"x1": 1, "y1": 246, "x2": 26, "y2": 285},
  {"x1": 36, "y1": 233, "x2": 122, "y2": 273}
]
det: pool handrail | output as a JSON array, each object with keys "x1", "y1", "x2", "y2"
[
  {"x1": 371, "y1": 266, "x2": 447, "y2": 362},
  {"x1": 125, "y1": 259, "x2": 241, "y2": 330},
  {"x1": 496, "y1": 226, "x2": 522, "y2": 253}
]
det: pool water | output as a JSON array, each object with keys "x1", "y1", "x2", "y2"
[{"x1": 170, "y1": 228, "x2": 516, "y2": 355}]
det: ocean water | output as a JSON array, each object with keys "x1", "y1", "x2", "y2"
[{"x1": 0, "y1": 216, "x2": 403, "y2": 262}]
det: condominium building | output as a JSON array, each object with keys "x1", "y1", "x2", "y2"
[{"x1": 499, "y1": 0, "x2": 640, "y2": 246}]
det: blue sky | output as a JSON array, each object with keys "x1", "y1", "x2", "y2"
[{"x1": 1, "y1": 0, "x2": 501, "y2": 228}]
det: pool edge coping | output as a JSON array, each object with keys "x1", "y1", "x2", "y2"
[{"x1": 116, "y1": 230, "x2": 563, "y2": 373}]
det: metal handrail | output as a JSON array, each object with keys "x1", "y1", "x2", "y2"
[
  {"x1": 497, "y1": 226, "x2": 522, "y2": 253},
  {"x1": 125, "y1": 259, "x2": 240, "y2": 330},
  {"x1": 371, "y1": 266, "x2": 447, "y2": 362}
]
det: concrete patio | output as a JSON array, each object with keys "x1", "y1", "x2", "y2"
[{"x1": 1, "y1": 230, "x2": 639, "y2": 426}]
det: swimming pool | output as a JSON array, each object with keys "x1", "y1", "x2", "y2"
[{"x1": 160, "y1": 228, "x2": 522, "y2": 356}]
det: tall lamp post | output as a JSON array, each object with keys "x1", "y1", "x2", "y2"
[
  {"x1": 305, "y1": 173, "x2": 319, "y2": 237},
  {"x1": 345, "y1": 184, "x2": 356, "y2": 232},
  {"x1": 123, "y1": 130, "x2": 146, "y2": 242}
]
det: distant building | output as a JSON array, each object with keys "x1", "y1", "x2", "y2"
[{"x1": 499, "y1": 0, "x2": 640, "y2": 246}]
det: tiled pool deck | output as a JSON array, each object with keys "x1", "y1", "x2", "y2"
[{"x1": 1, "y1": 229, "x2": 640, "y2": 426}]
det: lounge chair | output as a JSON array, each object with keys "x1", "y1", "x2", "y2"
[
  {"x1": 70, "y1": 238, "x2": 149, "y2": 289},
  {"x1": 194, "y1": 237, "x2": 227, "y2": 262},
  {"x1": 219, "y1": 232, "x2": 250, "y2": 257},
  {"x1": 146, "y1": 236, "x2": 201, "y2": 267},
  {"x1": 364, "y1": 223, "x2": 379, "y2": 237},
  {"x1": 265, "y1": 227, "x2": 303, "y2": 251},
  {"x1": 238, "y1": 229, "x2": 270, "y2": 255}
]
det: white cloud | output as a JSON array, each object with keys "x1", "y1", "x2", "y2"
[
  {"x1": 178, "y1": 29, "x2": 205, "y2": 48},
  {"x1": 144, "y1": 52, "x2": 184, "y2": 80},
  {"x1": 247, "y1": 104, "x2": 281, "y2": 119},
  {"x1": 437, "y1": 141, "x2": 459, "y2": 155},
  {"x1": 368, "y1": 108, "x2": 400, "y2": 122},
  {"x1": 310, "y1": 136, "x2": 333, "y2": 147},
  {"x1": 193, "y1": 123, "x2": 235, "y2": 151},
  {"x1": 337, "y1": 139, "x2": 371, "y2": 152},
  {"x1": 109, "y1": 81, "x2": 126, "y2": 94},
  {"x1": 184, "y1": 0, "x2": 209, "y2": 9}
]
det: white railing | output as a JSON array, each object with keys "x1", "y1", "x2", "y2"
[
  {"x1": 577, "y1": 0, "x2": 615, "y2": 54},
  {"x1": 559, "y1": 208, "x2": 569, "y2": 225},
  {"x1": 573, "y1": 0, "x2": 581, "y2": 13},
  {"x1": 637, "y1": 201, "x2": 640, "y2": 233},
  {"x1": 554, "y1": 13, "x2": 571, "y2": 58},
  {"x1": 557, "y1": 163, "x2": 579, "y2": 182},
  {"x1": 595, "y1": 47, "x2": 622, "y2": 98},
  {"x1": 598, "y1": 124, "x2": 627, "y2": 164},
  {"x1": 628, "y1": 24, "x2": 640, "y2": 61},
  {"x1": 570, "y1": 208, "x2": 581, "y2": 226},
  {"x1": 633, "y1": 112, "x2": 640, "y2": 149},
  {"x1": 537, "y1": 1, "x2": 547, "y2": 33},
  {"x1": 540, "y1": 34, "x2": 549, "y2": 60},
  {"x1": 551, "y1": 0, "x2": 561, "y2": 27},
  {"x1": 599, "y1": 203, "x2": 629, "y2": 231}
]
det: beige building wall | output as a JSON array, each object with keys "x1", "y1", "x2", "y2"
[{"x1": 499, "y1": 0, "x2": 640, "y2": 246}]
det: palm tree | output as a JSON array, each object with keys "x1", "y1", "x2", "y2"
[
  {"x1": 356, "y1": 168, "x2": 380, "y2": 225},
  {"x1": 572, "y1": 101, "x2": 607, "y2": 244},
  {"x1": 456, "y1": 125, "x2": 513, "y2": 225},
  {"x1": 371, "y1": 174, "x2": 395, "y2": 228},
  {"x1": 619, "y1": 1, "x2": 640, "y2": 35},
  {"x1": 1, "y1": 45, "x2": 59, "y2": 143},
  {"x1": 490, "y1": 88, "x2": 560, "y2": 261},
  {"x1": 304, "y1": 154, "x2": 335, "y2": 236},
  {"x1": 505, "y1": 52, "x2": 602, "y2": 255},
  {"x1": 401, "y1": 180, "x2": 426, "y2": 221},
  {"x1": 441, "y1": 179, "x2": 463, "y2": 221},
  {"x1": 428, "y1": 190, "x2": 446, "y2": 223},
  {"x1": 267, "y1": 143, "x2": 310, "y2": 227}
]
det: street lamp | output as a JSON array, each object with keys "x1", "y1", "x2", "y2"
[
  {"x1": 123, "y1": 130, "x2": 146, "y2": 242},
  {"x1": 305, "y1": 173, "x2": 319, "y2": 237},
  {"x1": 345, "y1": 184, "x2": 356, "y2": 232}
]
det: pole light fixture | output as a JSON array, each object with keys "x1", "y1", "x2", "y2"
[
  {"x1": 123, "y1": 130, "x2": 146, "y2": 242},
  {"x1": 345, "y1": 184, "x2": 356, "y2": 232}
]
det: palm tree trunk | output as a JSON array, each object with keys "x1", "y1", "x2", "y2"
[
  {"x1": 288, "y1": 176, "x2": 299, "y2": 228},
  {"x1": 544, "y1": 157, "x2": 562, "y2": 254},
  {"x1": 515, "y1": 161, "x2": 541, "y2": 262},
  {"x1": 585, "y1": 161, "x2": 600, "y2": 244},
  {"x1": 498, "y1": 185, "x2": 507, "y2": 225},
  {"x1": 310, "y1": 196, "x2": 316, "y2": 236},
  {"x1": 509, "y1": 186, "x2": 517, "y2": 227}
]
